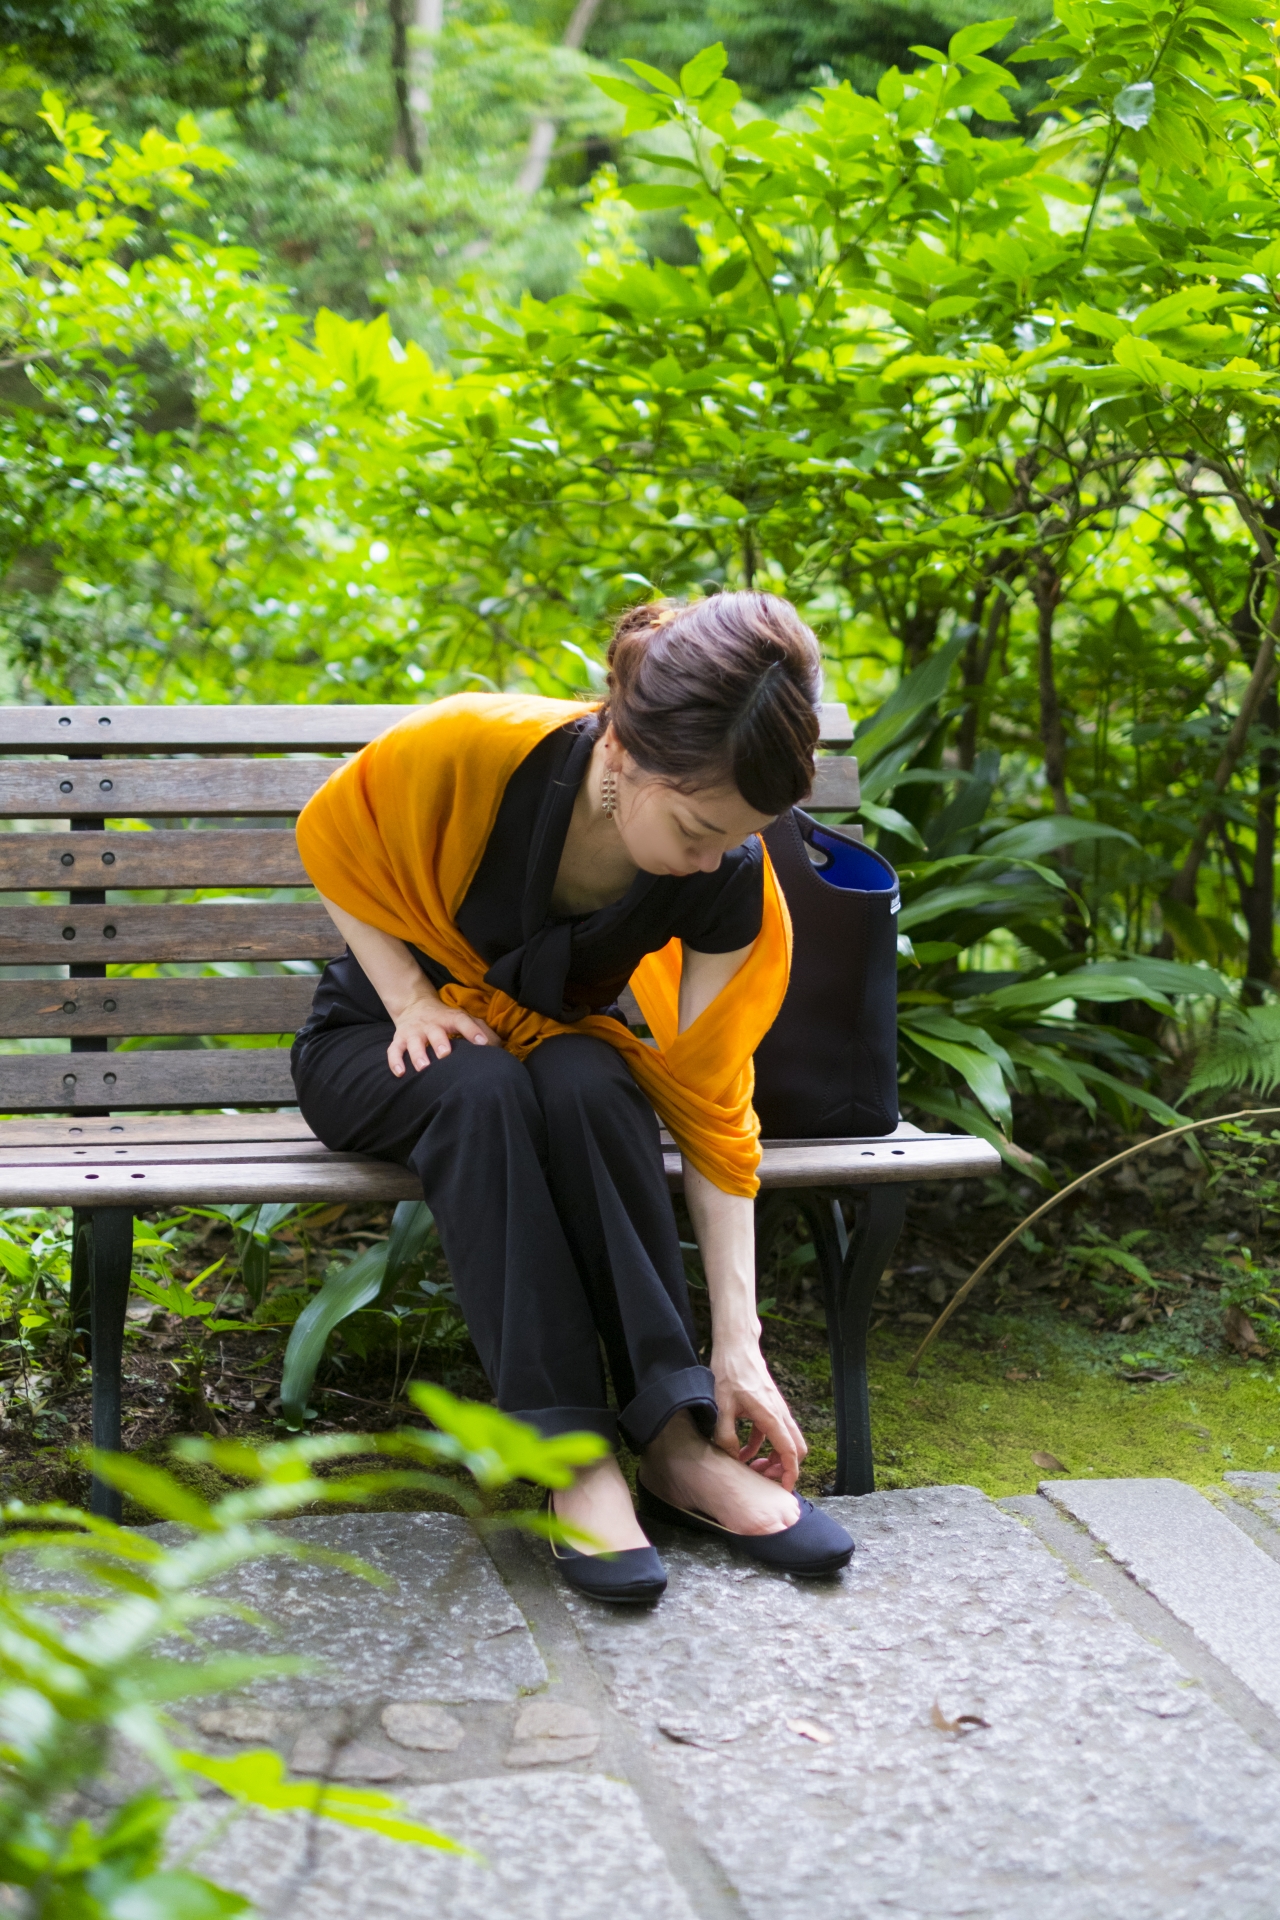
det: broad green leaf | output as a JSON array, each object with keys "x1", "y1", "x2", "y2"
[
  {"x1": 279, "y1": 1242, "x2": 388, "y2": 1428},
  {"x1": 177, "y1": 1750, "x2": 466, "y2": 1850},
  {"x1": 679, "y1": 44, "x2": 728, "y2": 98},
  {"x1": 980, "y1": 819, "x2": 1138, "y2": 858},
  {"x1": 380, "y1": 1199, "x2": 436, "y2": 1303},
  {"x1": 853, "y1": 629, "x2": 968, "y2": 767},
  {"x1": 1113, "y1": 82, "x2": 1155, "y2": 130},
  {"x1": 620, "y1": 59, "x2": 682, "y2": 97},
  {"x1": 406, "y1": 1383, "x2": 607, "y2": 1487},
  {"x1": 858, "y1": 800, "x2": 925, "y2": 847},
  {"x1": 948, "y1": 18, "x2": 1016, "y2": 59},
  {"x1": 82, "y1": 1454, "x2": 217, "y2": 1530},
  {"x1": 619, "y1": 184, "x2": 692, "y2": 211},
  {"x1": 109, "y1": 1871, "x2": 250, "y2": 1919},
  {"x1": 906, "y1": 1033, "x2": 1012, "y2": 1128}
]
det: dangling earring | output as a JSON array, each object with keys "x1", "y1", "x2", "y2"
[{"x1": 601, "y1": 767, "x2": 619, "y2": 817}]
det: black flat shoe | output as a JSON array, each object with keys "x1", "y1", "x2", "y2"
[
  {"x1": 546, "y1": 1493, "x2": 667, "y2": 1605},
  {"x1": 636, "y1": 1480, "x2": 854, "y2": 1577}
]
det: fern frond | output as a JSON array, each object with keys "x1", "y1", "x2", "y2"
[{"x1": 1186, "y1": 1004, "x2": 1280, "y2": 1099}]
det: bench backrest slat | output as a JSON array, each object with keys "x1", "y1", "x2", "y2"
[
  {"x1": 0, "y1": 1048, "x2": 297, "y2": 1113},
  {"x1": 0, "y1": 701, "x2": 859, "y2": 754},
  {"x1": 0, "y1": 759, "x2": 332, "y2": 818},
  {"x1": 0, "y1": 829, "x2": 306, "y2": 892},
  {"x1": 0, "y1": 975, "x2": 316, "y2": 1039},
  {"x1": 0, "y1": 904, "x2": 342, "y2": 966}
]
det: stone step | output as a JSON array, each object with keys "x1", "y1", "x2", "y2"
[
  {"x1": 1044, "y1": 1477, "x2": 1280, "y2": 1716},
  {"x1": 1227, "y1": 1471, "x2": 1280, "y2": 1531}
]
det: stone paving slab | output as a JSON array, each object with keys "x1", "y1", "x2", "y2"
[
  {"x1": 568, "y1": 1486, "x2": 1280, "y2": 1920},
  {"x1": 154, "y1": 1489, "x2": 1280, "y2": 1920},
  {"x1": 1045, "y1": 1477, "x2": 1280, "y2": 1717},
  {"x1": 179, "y1": 1512, "x2": 547, "y2": 1707},
  {"x1": 172, "y1": 1774, "x2": 697, "y2": 1920},
  {"x1": 1226, "y1": 1471, "x2": 1280, "y2": 1528}
]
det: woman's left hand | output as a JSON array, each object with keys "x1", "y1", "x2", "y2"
[{"x1": 710, "y1": 1339, "x2": 808, "y2": 1491}]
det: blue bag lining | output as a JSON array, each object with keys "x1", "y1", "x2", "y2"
[{"x1": 805, "y1": 823, "x2": 896, "y2": 894}]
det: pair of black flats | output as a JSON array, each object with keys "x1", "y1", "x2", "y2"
[{"x1": 547, "y1": 1480, "x2": 855, "y2": 1604}]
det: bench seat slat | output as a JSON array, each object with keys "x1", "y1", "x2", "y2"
[
  {"x1": 0, "y1": 1156, "x2": 421, "y2": 1207},
  {"x1": 0, "y1": 1132, "x2": 999, "y2": 1208},
  {"x1": 0, "y1": 1111, "x2": 314, "y2": 1146},
  {"x1": 0, "y1": 829, "x2": 307, "y2": 892},
  {"x1": 0, "y1": 702, "x2": 857, "y2": 754},
  {"x1": 0, "y1": 1048, "x2": 296, "y2": 1111},
  {"x1": 0, "y1": 975, "x2": 317, "y2": 1038},
  {"x1": 0, "y1": 903, "x2": 341, "y2": 965}
]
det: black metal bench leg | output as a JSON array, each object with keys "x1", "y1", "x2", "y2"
[
  {"x1": 87, "y1": 1208, "x2": 134, "y2": 1521},
  {"x1": 800, "y1": 1184, "x2": 907, "y2": 1497}
]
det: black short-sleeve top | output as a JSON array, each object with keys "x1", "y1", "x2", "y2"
[{"x1": 299, "y1": 715, "x2": 763, "y2": 1035}]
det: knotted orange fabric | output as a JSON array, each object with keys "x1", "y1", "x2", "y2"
[{"x1": 295, "y1": 693, "x2": 792, "y2": 1196}]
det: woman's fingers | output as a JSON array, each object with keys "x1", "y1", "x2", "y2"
[{"x1": 387, "y1": 1006, "x2": 502, "y2": 1077}]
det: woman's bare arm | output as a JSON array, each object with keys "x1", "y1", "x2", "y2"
[
  {"x1": 319, "y1": 895, "x2": 498, "y2": 1076},
  {"x1": 678, "y1": 942, "x2": 807, "y2": 1488}
]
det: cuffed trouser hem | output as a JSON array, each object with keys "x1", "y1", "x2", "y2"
[
  {"x1": 513, "y1": 1405, "x2": 620, "y2": 1447},
  {"x1": 620, "y1": 1365, "x2": 719, "y2": 1450}
]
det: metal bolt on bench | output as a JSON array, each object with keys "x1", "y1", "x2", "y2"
[{"x1": 0, "y1": 703, "x2": 999, "y2": 1517}]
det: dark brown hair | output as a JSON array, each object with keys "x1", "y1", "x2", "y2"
[{"x1": 599, "y1": 592, "x2": 822, "y2": 814}]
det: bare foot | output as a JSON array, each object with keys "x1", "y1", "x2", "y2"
[
  {"x1": 552, "y1": 1454, "x2": 650, "y2": 1555},
  {"x1": 640, "y1": 1411, "x2": 800, "y2": 1535}
]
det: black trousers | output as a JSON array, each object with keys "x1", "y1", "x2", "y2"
[{"x1": 291, "y1": 1020, "x2": 718, "y2": 1449}]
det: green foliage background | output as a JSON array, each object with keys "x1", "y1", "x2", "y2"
[{"x1": 1, "y1": 0, "x2": 1279, "y2": 1157}]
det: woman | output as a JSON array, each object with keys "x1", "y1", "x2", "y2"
[{"x1": 291, "y1": 591, "x2": 854, "y2": 1603}]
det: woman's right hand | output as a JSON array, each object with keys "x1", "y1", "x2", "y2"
[{"x1": 387, "y1": 989, "x2": 500, "y2": 1077}]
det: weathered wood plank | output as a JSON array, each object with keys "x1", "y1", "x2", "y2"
[
  {"x1": 0, "y1": 904, "x2": 341, "y2": 964},
  {"x1": 808, "y1": 758, "x2": 861, "y2": 811},
  {"x1": 0, "y1": 701, "x2": 854, "y2": 753},
  {"x1": 0, "y1": 1137, "x2": 343, "y2": 1167},
  {"x1": 0, "y1": 1157, "x2": 420, "y2": 1206},
  {"x1": 0, "y1": 1130, "x2": 996, "y2": 1206},
  {"x1": 0, "y1": 1047, "x2": 296, "y2": 1111},
  {"x1": 0, "y1": 759, "x2": 336, "y2": 819},
  {"x1": 0, "y1": 975, "x2": 317, "y2": 1038},
  {"x1": 707, "y1": 1134, "x2": 1002, "y2": 1189},
  {"x1": 0, "y1": 829, "x2": 306, "y2": 891},
  {"x1": 0, "y1": 1111, "x2": 314, "y2": 1147},
  {"x1": 0, "y1": 706, "x2": 411, "y2": 754}
]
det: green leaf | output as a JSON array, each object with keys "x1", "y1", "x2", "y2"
[
  {"x1": 618, "y1": 184, "x2": 692, "y2": 211},
  {"x1": 620, "y1": 59, "x2": 682, "y2": 97},
  {"x1": 109, "y1": 1871, "x2": 251, "y2": 1919},
  {"x1": 853, "y1": 629, "x2": 968, "y2": 768},
  {"x1": 405, "y1": 1383, "x2": 608, "y2": 1487},
  {"x1": 907, "y1": 1032, "x2": 1012, "y2": 1128},
  {"x1": 1113, "y1": 82, "x2": 1155, "y2": 130},
  {"x1": 177, "y1": 1749, "x2": 467, "y2": 1850},
  {"x1": 81, "y1": 1454, "x2": 217, "y2": 1529},
  {"x1": 980, "y1": 819, "x2": 1138, "y2": 858},
  {"x1": 679, "y1": 44, "x2": 728, "y2": 98},
  {"x1": 948, "y1": 18, "x2": 1016, "y2": 59},
  {"x1": 380, "y1": 1199, "x2": 435, "y2": 1304},
  {"x1": 858, "y1": 800, "x2": 925, "y2": 847},
  {"x1": 279, "y1": 1242, "x2": 388, "y2": 1428}
]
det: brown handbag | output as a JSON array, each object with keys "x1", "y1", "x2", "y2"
[{"x1": 753, "y1": 807, "x2": 900, "y2": 1139}]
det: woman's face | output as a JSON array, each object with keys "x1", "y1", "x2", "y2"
[{"x1": 606, "y1": 732, "x2": 776, "y2": 878}]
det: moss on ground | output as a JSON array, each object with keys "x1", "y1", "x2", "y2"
[{"x1": 861, "y1": 1321, "x2": 1280, "y2": 1498}]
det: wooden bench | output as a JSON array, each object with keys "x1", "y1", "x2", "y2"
[{"x1": 0, "y1": 703, "x2": 999, "y2": 1516}]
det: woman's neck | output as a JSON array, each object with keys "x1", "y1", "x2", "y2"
[{"x1": 551, "y1": 736, "x2": 640, "y2": 916}]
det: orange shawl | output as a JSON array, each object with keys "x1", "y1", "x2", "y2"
[{"x1": 295, "y1": 694, "x2": 792, "y2": 1196}]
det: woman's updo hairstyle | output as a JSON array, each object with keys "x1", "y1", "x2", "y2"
[{"x1": 599, "y1": 591, "x2": 822, "y2": 815}]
